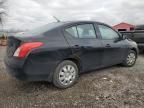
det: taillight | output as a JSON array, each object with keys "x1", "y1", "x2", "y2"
[{"x1": 14, "y1": 42, "x2": 43, "y2": 58}]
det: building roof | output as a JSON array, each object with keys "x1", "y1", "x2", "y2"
[{"x1": 113, "y1": 22, "x2": 134, "y2": 28}]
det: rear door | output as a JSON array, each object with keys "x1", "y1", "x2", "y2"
[
  {"x1": 63, "y1": 23, "x2": 103, "y2": 72},
  {"x1": 97, "y1": 24, "x2": 127, "y2": 66}
]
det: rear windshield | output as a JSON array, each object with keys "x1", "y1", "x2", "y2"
[{"x1": 23, "y1": 22, "x2": 64, "y2": 35}]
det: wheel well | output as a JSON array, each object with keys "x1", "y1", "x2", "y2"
[
  {"x1": 64, "y1": 58, "x2": 81, "y2": 71},
  {"x1": 131, "y1": 48, "x2": 137, "y2": 57}
]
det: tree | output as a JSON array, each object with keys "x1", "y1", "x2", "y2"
[
  {"x1": 0, "y1": 0, "x2": 6, "y2": 26},
  {"x1": 0, "y1": 0, "x2": 6, "y2": 39}
]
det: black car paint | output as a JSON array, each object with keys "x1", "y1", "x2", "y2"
[
  {"x1": 4, "y1": 21, "x2": 138, "y2": 82},
  {"x1": 95, "y1": 24, "x2": 129, "y2": 67}
]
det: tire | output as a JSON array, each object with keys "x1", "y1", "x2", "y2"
[
  {"x1": 122, "y1": 50, "x2": 137, "y2": 67},
  {"x1": 53, "y1": 60, "x2": 79, "y2": 89}
]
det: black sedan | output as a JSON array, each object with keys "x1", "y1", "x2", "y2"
[{"x1": 4, "y1": 21, "x2": 138, "y2": 88}]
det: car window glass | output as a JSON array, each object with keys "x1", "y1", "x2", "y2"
[
  {"x1": 77, "y1": 24, "x2": 96, "y2": 38},
  {"x1": 98, "y1": 24, "x2": 119, "y2": 40},
  {"x1": 24, "y1": 22, "x2": 64, "y2": 35},
  {"x1": 65, "y1": 27, "x2": 78, "y2": 38}
]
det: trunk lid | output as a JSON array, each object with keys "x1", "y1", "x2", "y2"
[{"x1": 6, "y1": 33, "x2": 43, "y2": 58}]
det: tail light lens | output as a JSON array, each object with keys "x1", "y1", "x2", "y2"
[{"x1": 14, "y1": 42, "x2": 43, "y2": 58}]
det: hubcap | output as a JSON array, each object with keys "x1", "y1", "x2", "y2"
[
  {"x1": 127, "y1": 52, "x2": 136, "y2": 66},
  {"x1": 59, "y1": 65, "x2": 76, "y2": 86}
]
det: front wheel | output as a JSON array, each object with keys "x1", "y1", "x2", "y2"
[
  {"x1": 53, "y1": 60, "x2": 79, "y2": 89},
  {"x1": 122, "y1": 50, "x2": 137, "y2": 67}
]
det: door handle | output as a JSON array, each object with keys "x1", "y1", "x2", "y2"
[
  {"x1": 74, "y1": 45, "x2": 80, "y2": 49},
  {"x1": 105, "y1": 44, "x2": 111, "y2": 48}
]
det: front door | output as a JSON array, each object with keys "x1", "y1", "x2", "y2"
[{"x1": 97, "y1": 24, "x2": 127, "y2": 66}]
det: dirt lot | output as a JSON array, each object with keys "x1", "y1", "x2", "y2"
[{"x1": 0, "y1": 46, "x2": 144, "y2": 108}]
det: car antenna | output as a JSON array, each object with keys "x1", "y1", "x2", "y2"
[{"x1": 53, "y1": 16, "x2": 61, "y2": 22}]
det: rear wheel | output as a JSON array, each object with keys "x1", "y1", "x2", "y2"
[
  {"x1": 122, "y1": 50, "x2": 137, "y2": 67},
  {"x1": 53, "y1": 60, "x2": 79, "y2": 89}
]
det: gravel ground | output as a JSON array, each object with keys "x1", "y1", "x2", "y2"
[{"x1": 0, "y1": 46, "x2": 144, "y2": 108}]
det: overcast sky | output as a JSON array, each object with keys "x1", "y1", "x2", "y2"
[{"x1": 3, "y1": 0, "x2": 144, "y2": 30}]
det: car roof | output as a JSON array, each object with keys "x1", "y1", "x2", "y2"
[
  {"x1": 23, "y1": 21, "x2": 109, "y2": 35},
  {"x1": 40, "y1": 21, "x2": 110, "y2": 32},
  {"x1": 56, "y1": 20, "x2": 106, "y2": 25}
]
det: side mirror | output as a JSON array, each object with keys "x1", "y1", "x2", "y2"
[
  {"x1": 114, "y1": 33, "x2": 127, "y2": 42},
  {"x1": 114, "y1": 37, "x2": 121, "y2": 42}
]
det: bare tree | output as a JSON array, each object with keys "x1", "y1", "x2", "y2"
[{"x1": 0, "y1": 0, "x2": 7, "y2": 27}]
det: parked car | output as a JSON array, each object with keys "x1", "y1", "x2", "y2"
[
  {"x1": 120, "y1": 25, "x2": 144, "y2": 52},
  {"x1": 4, "y1": 21, "x2": 138, "y2": 88}
]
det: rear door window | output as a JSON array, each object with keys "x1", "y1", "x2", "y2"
[
  {"x1": 65, "y1": 24, "x2": 96, "y2": 39},
  {"x1": 77, "y1": 24, "x2": 96, "y2": 38}
]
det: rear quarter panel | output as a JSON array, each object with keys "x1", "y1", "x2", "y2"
[{"x1": 23, "y1": 28, "x2": 72, "y2": 81}]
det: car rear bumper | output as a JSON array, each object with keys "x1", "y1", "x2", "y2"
[
  {"x1": 5, "y1": 64, "x2": 27, "y2": 80},
  {"x1": 4, "y1": 56, "x2": 56, "y2": 82}
]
